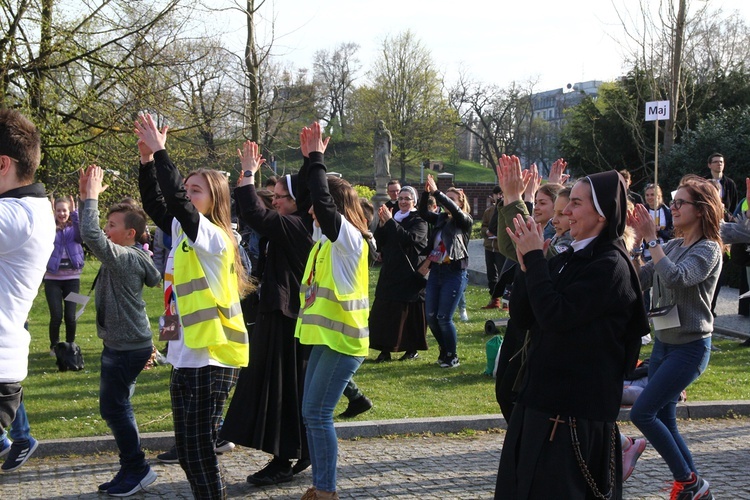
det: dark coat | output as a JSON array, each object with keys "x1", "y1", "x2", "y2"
[
  {"x1": 234, "y1": 184, "x2": 313, "y2": 319},
  {"x1": 510, "y1": 237, "x2": 648, "y2": 422},
  {"x1": 373, "y1": 212, "x2": 428, "y2": 302}
]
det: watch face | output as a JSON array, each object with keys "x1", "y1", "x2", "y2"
[
  {"x1": 244, "y1": 170, "x2": 253, "y2": 178},
  {"x1": 649, "y1": 240, "x2": 658, "y2": 248}
]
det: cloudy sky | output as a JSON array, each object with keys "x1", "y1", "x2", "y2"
[{"x1": 218, "y1": 0, "x2": 750, "y2": 92}]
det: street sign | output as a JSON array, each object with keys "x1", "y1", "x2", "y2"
[{"x1": 645, "y1": 100, "x2": 670, "y2": 121}]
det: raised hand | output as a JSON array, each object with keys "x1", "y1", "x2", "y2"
[
  {"x1": 300, "y1": 122, "x2": 330, "y2": 156},
  {"x1": 506, "y1": 214, "x2": 544, "y2": 271},
  {"x1": 496, "y1": 155, "x2": 527, "y2": 204},
  {"x1": 137, "y1": 139, "x2": 154, "y2": 165},
  {"x1": 523, "y1": 163, "x2": 541, "y2": 203},
  {"x1": 134, "y1": 114, "x2": 168, "y2": 154},
  {"x1": 548, "y1": 158, "x2": 569, "y2": 185},
  {"x1": 630, "y1": 203, "x2": 657, "y2": 243},
  {"x1": 378, "y1": 204, "x2": 392, "y2": 226},
  {"x1": 238, "y1": 140, "x2": 264, "y2": 175},
  {"x1": 79, "y1": 165, "x2": 108, "y2": 200},
  {"x1": 425, "y1": 174, "x2": 437, "y2": 194}
]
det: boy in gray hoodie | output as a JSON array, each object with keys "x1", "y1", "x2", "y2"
[{"x1": 79, "y1": 165, "x2": 161, "y2": 497}]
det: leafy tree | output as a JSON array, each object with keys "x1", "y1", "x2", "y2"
[{"x1": 354, "y1": 30, "x2": 457, "y2": 183}]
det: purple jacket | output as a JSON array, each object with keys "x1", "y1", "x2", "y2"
[{"x1": 46, "y1": 210, "x2": 85, "y2": 273}]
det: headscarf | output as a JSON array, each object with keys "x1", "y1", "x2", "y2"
[
  {"x1": 584, "y1": 170, "x2": 628, "y2": 241},
  {"x1": 584, "y1": 170, "x2": 649, "y2": 376},
  {"x1": 284, "y1": 174, "x2": 298, "y2": 201},
  {"x1": 394, "y1": 186, "x2": 418, "y2": 223}
]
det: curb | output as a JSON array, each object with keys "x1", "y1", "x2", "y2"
[{"x1": 33, "y1": 401, "x2": 750, "y2": 459}]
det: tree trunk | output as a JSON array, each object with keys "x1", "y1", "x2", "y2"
[
  {"x1": 245, "y1": 0, "x2": 260, "y2": 143},
  {"x1": 664, "y1": 0, "x2": 686, "y2": 155}
]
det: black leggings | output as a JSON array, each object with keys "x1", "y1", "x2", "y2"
[{"x1": 44, "y1": 278, "x2": 80, "y2": 348}]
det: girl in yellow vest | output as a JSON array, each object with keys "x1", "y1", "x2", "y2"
[
  {"x1": 296, "y1": 122, "x2": 371, "y2": 500},
  {"x1": 135, "y1": 114, "x2": 252, "y2": 500}
]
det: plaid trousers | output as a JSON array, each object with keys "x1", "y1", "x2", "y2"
[{"x1": 170, "y1": 365, "x2": 239, "y2": 500}]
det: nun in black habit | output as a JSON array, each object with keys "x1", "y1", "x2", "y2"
[{"x1": 495, "y1": 170, "x2": 649, "y2": 500}]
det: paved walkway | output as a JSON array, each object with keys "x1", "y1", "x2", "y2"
[{"x1": 2, "y1": 418, "x2": 749, "y2": 499}]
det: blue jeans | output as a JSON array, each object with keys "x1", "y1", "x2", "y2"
[
  {"x1": 426, "y1": 265, "x2": 467, "y2": 356},
  {"x1": 99, "y1": 345, "x2": 153, "y2": 472},
  {"x1": 631, "y1": 337, "x2": 711, "y2": 480},
  {"x1": 302, "y1": 345, "x2": 363, "y2": 492},
  {"x1": 457, "y1": 270, "x2": 469, "y2": 311},
  {"x1": 0, "y1": 401, "x2": 31, "y2": 443}
]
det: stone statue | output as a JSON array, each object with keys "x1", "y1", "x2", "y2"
[{"x1": 374, "y1": 120, "x2": 392, "y2": 178}]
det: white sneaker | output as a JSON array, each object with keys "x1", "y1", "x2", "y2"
[{"x1": 459, "y1": 309, "x2": 469, "y2": 322}]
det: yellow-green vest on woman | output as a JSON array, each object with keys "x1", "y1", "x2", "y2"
[
  {"x1": 173, "y1": 227, "x2": 249, "y2": 367},
  {"x1": 296, "y1": 239, "x2": 369, "y2": 357}
]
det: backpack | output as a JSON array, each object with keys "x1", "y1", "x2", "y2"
[{"x1": 54, "y1": 342, "x2": 85, "y2": 372}]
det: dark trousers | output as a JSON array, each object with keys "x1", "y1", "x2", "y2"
[
  {"x1": 0, "y1": 383, "x2": 22, "y2": 435},
  {"x1": 99, "y1": 346, "x2": 153, "y2": 472},
  {"x1": 171, "y1": 365, "x2": 239, "y2": 500},
  {"x1": 44, "y1": 278, "x2": 80, "y2": 348},
  {"x1": 484, "y1": 250, "x2": 506, "y2": 295}
]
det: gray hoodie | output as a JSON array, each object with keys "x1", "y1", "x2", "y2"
[{"x1": 80, "y1": 199, "x2": 161, "y2": 351}]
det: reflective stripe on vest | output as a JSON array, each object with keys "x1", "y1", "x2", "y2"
[
  {"x1": 296, "y1": 239, "x2": 369, "y2": 357},
  {"x1": 172, "y1": 226, "x2": 248, "y2": 367}
]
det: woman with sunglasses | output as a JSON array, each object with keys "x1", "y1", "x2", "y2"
[{"x1": 629, "y1": 176, "x2": 723, "y2": 499}]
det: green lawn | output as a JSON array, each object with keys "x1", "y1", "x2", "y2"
[{"x1": 20, "y1": 258, "x2": 750, "y2": 440}]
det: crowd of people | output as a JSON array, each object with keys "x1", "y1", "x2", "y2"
[{"x1": 1, "y1": 106, "x2": 744, "y2": 500}]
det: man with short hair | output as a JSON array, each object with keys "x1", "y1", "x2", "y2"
[
  {"x1": 0, "y1": 109, "x2": 55, "y2": 469},
  {"x1": 385, "y1": 179, "x2": 401, "y2": 212},
  {"x1": 705, "y1": 152, "x2": 739, "y2": 220}
]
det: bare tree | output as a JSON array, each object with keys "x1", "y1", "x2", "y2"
[
  {"x1": 449, "y1": 74, "x2": 532, "y2": 170},
  {"x1": 313, "y1": 42, "x2": 361, "y2": 139}
]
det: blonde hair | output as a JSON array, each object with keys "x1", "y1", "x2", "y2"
[{"x1": 185, "y1": 169, "x2": 253, "y2": 297}]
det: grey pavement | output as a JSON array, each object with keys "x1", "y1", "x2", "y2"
[{"x1": 1, "y1": 418, "x2": 750, "y2": 499}]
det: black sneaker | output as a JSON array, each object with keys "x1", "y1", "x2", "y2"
[
  {"x1": 670, "y1": 472, "x2": 713, "y2": 500},
  {"x1": 157, "y1": 446, "x2": 179, "y2": 464},
  {"x1": 338, "y1": 395, "x2": 373, "y2": 418},
  {"x1": 1, "y1": 437, "x2": 38, "y2": 472},
  {"x1": 399, "y1": 351, "x2": 418, "y2": 361},
  {"x1": 98, "y1": 468, "x2": 127, "y2": 492},
  {"x1": 292, "y1": 458, "x2": 311, "y2": 475},
  {"x1": 247, "y1": 457, "x2": 293, "y2": 486},
  {"x1": 215, "y1": 439, "x2": 235, "y2": 454},
  {"x1": 374, "y1": 351, "x2": 392, "y2": 363},
  {"x1": 106, "y1": 466, "x2": 157, "y2": 496},
  {"x1": 436, "y1": 348, "x2": 447, "y2": 366}
]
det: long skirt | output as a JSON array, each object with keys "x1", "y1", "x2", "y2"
[
  {"x1": 221, "y1": 311, "x2": 309, "y2": 460},
  {"x1": 495, "y1": 404, "x2": 622, "y2": 500},
  {"x1": 368, "y1": 298, "x2": 427, "y2": 353}
]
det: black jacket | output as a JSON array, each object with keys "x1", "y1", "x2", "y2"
[
  {"x1": 373, "y1": 212, "x2": 428, "y2": 302},
  {"x1": 234, "y1": 184, "x2": 313, "y2": 318},
  {"x1": 510, "y1": 237, "x2": 648, "y2": 422},
  {"x1": 418, "y1": 190, "x2": 473, "y2": 263}
]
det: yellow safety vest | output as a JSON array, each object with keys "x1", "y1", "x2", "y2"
[
  {"x1": 172, "y1": 227, "x2": 249, "y2": 367},
  {"x1": 296, "y1": 239, "x2": 369, "y2": 357}
]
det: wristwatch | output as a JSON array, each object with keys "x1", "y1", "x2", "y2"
[
  {"x1": 243, "y1": 170, "x2": 253, "y2": 178},
  {"x1": 647, "y1": 239, "x2": 660, "y2": 249}
]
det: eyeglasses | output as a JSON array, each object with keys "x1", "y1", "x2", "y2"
[
  {"x1": 273, "y1": 194, "x2": 292, "y2": 200},
  {"x1": 397, "y1": 197, "x2": 413, "y2": 202},
  {"x1": 669, "y1": 199, "x2": 697, "y2": 209}
]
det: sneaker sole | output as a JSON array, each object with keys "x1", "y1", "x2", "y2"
[
  {"x1": 1, "y1": 439, "x2": 39, "y2": 472},
  {"x1": 107, "y1": 468, "x2": 157, "y2": 497},
  {"x1": 215, "y1": 442, "x2": 235, "y2": 454}
]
